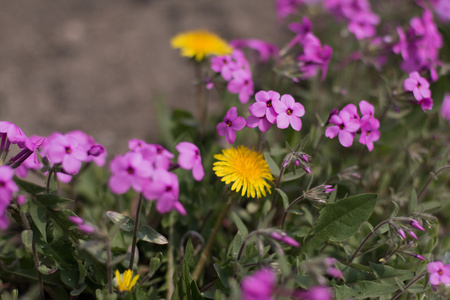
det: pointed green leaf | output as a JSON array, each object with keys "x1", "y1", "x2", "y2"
[
  {"x1": 29, "y1": 203, "x2": 47, "y2": 242},
  {"x1": 231, "y1": 212, "x2": 248, "y2": 236},
  {"x1": 35, "y1": 194, "x2": 73, "y2": 209},
  {"x1": 304, "y1": 194, "x2": 377, "y2": 252},
  {"x1": 264, "y1": 152, "x2": 280, "y2": 176},
  {"x1": 14, "y1": 177, "x2": 47, "y2": 195},
  {"x1": 21, "y1": 230, "x2": 33, "y2": 253},
  {"x1": 137, "y1": 225, "x2": 168, "y2": 244},
  {"x1": 275, "y1": 188, "x2": 289, "y2": 209},
  {"x1": 106, "y1": 211, "x2": 135, "y2": 232}
]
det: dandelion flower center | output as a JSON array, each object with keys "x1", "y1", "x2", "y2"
[
  {"x1": 171, "y1": 29, "x2": 233, "y2": 61},
  {"x1": 213, "y1": 146, "x2": 274, "y2": 198}
]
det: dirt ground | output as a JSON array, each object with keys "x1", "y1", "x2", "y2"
[{"x1": 0, "y1": 0, "x2": 287, "y2": 156}]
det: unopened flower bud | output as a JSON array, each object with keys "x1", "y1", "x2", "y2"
[
  {"x1": 410, "y1": 219, "x2": 425, "y2": 231},
  {"x1": 270, "y1": 232, "x2": 300, "y2": 247},
  {"x1": 88, "y1": 145, "x2": 105, "y2": 157},
  {"x1": 397, "y1": 228, "x2": 406, "y2": 239},
  {"x1": 413, "y1": 254, "x2": 425, "y2": 261},
  {"x1": 409, "y1": 231, "x2": 418, "y2": 240}
]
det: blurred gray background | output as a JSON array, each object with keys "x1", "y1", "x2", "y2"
[{"x1": 0, "y1": 0, "x2": 285, "y2": 155}]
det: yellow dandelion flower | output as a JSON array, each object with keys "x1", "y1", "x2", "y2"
[
  {"x1": 171, "y1": 29, "x2": 233, "y2": 61},
  {"x1": 114, "y1": 269, "x2": 139, "y2": 292},
  {"x1": 213, "y1": 145, "x2": 274, "y2": 198}
]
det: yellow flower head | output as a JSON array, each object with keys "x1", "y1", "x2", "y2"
[
  {"x1": 171, "y1": 29, "x2": 233, "y2": 61},
  {"x1": 213, "y1": 146, "x2": 274, "y2": 198},
  {"x1": 114, "y1": 269, "x2": 139, "y2": 292}
]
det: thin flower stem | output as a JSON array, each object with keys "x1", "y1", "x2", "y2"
[
  {"x1": 167, "y1": 212, "x2": 175, "y2": 300},
  {"x1": 269, "y1": 165, "x2": 286, "y2": 223},
  {"x1": 129, "y1": 194, "x2": 144, "y2": 270},
  {"x1": 417, "y1": 165, "x2": 450, "y2": 202},
  {"x1": 281, "y1": 195, "x2": 305, "y2": 230},
  {"x1": 391, "y1": 272, "x2": 426, "y2": 300},
  {"x1": 236, "y1": 231, "x2": 260, "y2": 262},
  {"x1": 348, "y1": 219, "x2": 391, "y2": 264},
  {"x1": 19, "y1": 207, "x2": 45, "y2": 300},
  {"x1": 105, "y1": 238, "x2": 113, "y2": 294},
  {"x1": 192, "y1": 196, "x2": 235, "y2": 281}
]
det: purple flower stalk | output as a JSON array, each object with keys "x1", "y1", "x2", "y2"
[{"x1": 216, "y1": 107, "x2": 246, "y2": 144}]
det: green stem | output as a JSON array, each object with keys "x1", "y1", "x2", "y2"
[
  {"x1": 417, "y1": 165, "x2": 450, "y2": 202},
  {"x1": 105, "y1": 238, "x2": 113, "y2": 294},
  {"x1": 19, "y1": 207, "x2": 45, "y2": 300},
  {"x1": 129, "y1": 194, "x2": 144, "y2": 270},
  {"x1": 268, "y1": 165, "x2": 286, "y2": 226},
  {"x1": 348, "y1": 219, "x2": 391, "y2": 264},
  {"x1": 391, "y1": 272, "x2": 426, "y2": 300},
  {"x1": 280, "y1": 195, "x2": 305, "y2": 230},
  {"x1": 192, "y1": 196, "x2": 235, "y2": 281}
]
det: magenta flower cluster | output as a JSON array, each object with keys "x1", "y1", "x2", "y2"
[
  {"x1": 211, "y1": 49, "x2": 254, "y2": 104},
  {"x1": 216, "y1": 90, "x2": 305, "y2": 144},
  {"x1": 325, "y1": 100, "x2": 380, "y2": 151},
  {"x1": 41, "y1": 130, "x2": 107, "y2": 183},
  {"x1": 427, "y1": 261, "x2": 450, "y2": 288},
  {"x1": 393, "y1": 9, "x2": 442, "y2": 79},
  {"x1": 108, "y1": 140, "x2": 204, "y2": 215}
]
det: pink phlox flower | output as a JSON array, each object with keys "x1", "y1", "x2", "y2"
[
  {"x1": 434, "y1": 0, "x2": 450, "y2": 22},
  {"x1": 347, "y1": 11, "x2": 379, "y2": 40},
  {"x1": 139, "y1": 144, "x2": 174, "y2": 170},
  {"x1": 270, "y1": 231, "x2": 300, "y2": 247},
  {"x1": 249, "y1": 90, "x2": 281, "y2": 124},
  {"x1": 44, "y1": 133, "x2": 89, "y2": 175},
  {"x1": 230, "y1": 39, "x2": 279, "y2": 63},
  {"x1": 404, "y1": 72, "x2": 431, "y2": 101},
  {"x1": 359, "y1": 118, "x2": 380, "y2": 152},
  {"x1": 297, "y1": 33, "x2": 332, "y2": 80},
  {"x1": 241, "y1": 268, "x2": 276, "y2": 300},
  {"x1": 287, "y1": 17, "x2": 312, "y2": 50},
  {"x1": 67, "y1": 130, "x2": 107, "y2": 167},
  {"x1": 276, "y1": 0, "x2": 304, "y2": 22},
  {"x1": 128, "y1": 139, "x2": 148, "y2": 151},
  {"x1": 68, "y1": 216, "x2": 95, "y2": 234},
  {"x1": 15, "y1": 136, "x2": 45, "y2": 178},
  {"x1": 272, "y1": 94, "x2": 305, "y2": 131},
  {"x1": 246, "y1": 115, "x2": 272, "y2": 133},
  {"x1": 108, "y1": 151, "x2": 153, "y2": 194},
  {"x1": 227, "y1": 69, "x2": 254, "y2": 104},
  {"x1": 359, "y1": 100, "x2": 375, "y2": 119},
  {"x1": 142, "y1": 169, "x2": 185, "y2": 215},
  {"x1": 342, "y1": 103, "x2": 360, "y2": 120},
  {"x1": 216, "y1": 107, "x2": 246, "y2": 144},
  {"x1": 427, "y1": 261, "x2": 450, "y2": 286},
  {"x1": 211, "y1": 55, "x2": 238, "y2": 81},
  {"x1": 441, "y1": 94, "x2": 450, "y2": 121},
  {"x1": 0, "y1": 165, "x2": 18, "y2": 229},
  {"x1": 325, "y1": 110, "x2": 360, "y2": 147},
  {"x1": 0, "y1": 121, "x2": 28, "y2": 146},
  {"x1": 417, "y1": 98, "x2": 433, "y2": 112},
  {"x1": 294, "y1": 286, "x2": 333, "y2": 300},
  {"x1": 175, "y1": 142, "x2": 204, "y2": 181}
]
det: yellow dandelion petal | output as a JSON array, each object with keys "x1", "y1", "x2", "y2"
[
  {"x1": 115, "y1": 269, "x2": 139, "y2": 293},
  {"x1": 171, "y1": 29, "x2": 233, "y2": 61},
  {"x1": 213, "y1": 146, "x2": 274, "y2": 199}
]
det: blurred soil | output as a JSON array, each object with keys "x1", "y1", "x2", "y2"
[{"x1": 0, "y1": 0, "x2": 286, "y2": 156}]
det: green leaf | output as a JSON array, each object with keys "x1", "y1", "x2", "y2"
[
  {"x1": 231, "y1": 212, "x2": 248, "y2": 236},
  {"x1": 21, "y1": 230, "x2": 33, "y2": 253},
  {"x1": 282, "y1": 171, "x2": 305, "y2": 182},
  {"x1": 275, "y1": 188, "x2": 289, "y2": 210},
  {"x1": 264, "y1": 152, "x2": 280, "y2": 176},
  {"x1": 304, "y1": 193, "x2": 377, "y2": 252},
  {"x1": 190, "y1": 280, "x2": 204, "y2": 300},
  {"x1": 137, "y1": 225, "x2": 168, "y2": 244},
  {"x1": 38, "y1": 265, "x2": 57, "y2": 275},
  {"x1": 409, "y1": 188, "x2": 417, "y2": 214},
  {"x1": 14, "y1": 177, "x2": 46, "y2": 195},
  {"x1": 106, "y1": 211, "x2": 135, "y2": 231},
  {"x1": 35, "y1": 194, "x2": 73, "y2": 209},
  {"x1": 60, "y1": 269, "x2": 78, "y2": 289},
  {"x1": 29, "y1": 203, "x2": 47, "y2": 242}
]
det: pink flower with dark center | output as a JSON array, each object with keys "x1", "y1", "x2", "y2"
[
  {"x1": 44, "y1": 133, "x2": 88, "y2": 175},
  {"x1": 241, "y1": 268, "x2": 276, "y2": 300},
  {"x1": 108, "y1": 151, "x2": 153, "y2": 194},
  {"x1": 67, "y1": 130, "x2": 107, "y2": 167},
  {"x1": 359, "y1": 118, "x2": 380, "y2": 152},
  {"x1": 211, "y1": 55, "x2": 238, "y2": 81},
  {"x1": 342, "y1": 103, "x2": 360, "y2": 120},
  {"x1": 427, "y1": 261, "x2": 450, "y2": 286},
  {"x1": 227, "y1": 69, "x2": 254, "y2": 104},
  {"x1": 139, "y1": 144, "x2": 174, "y2": 170},
  {"x1": 175, "y1": 142, "x2": 204, "y2": 181},
  {"x1": 404, "y1": 72, "x2": 431, "y2": 101},
  {"x1": 359, "y1": 100, "x2": 375, "y2": 119},
  {"x1": 230, "y1": 39, "x2": 279, "y2": 63},
  {"x1": 246, "y1": 115, "x2": 272, "y2": 133},
  {"x1": 272, "y1": 94, "x2": 305, "y2": 131},
  {"x1": 142, "y1": 169, "x2": 185, "y2": 215},
  {"x1": 248, "y1": 90, "x2": 281, "y2": 124},
  {"x1": 325, "y1": 110, "x2": 360, "y2": 147},
  {"x1": 216, "y1": 107, "x2": 246, "y2": 144},
  {"x1": 417, "y1": 98, "x2": 433, "y2": 112}
]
